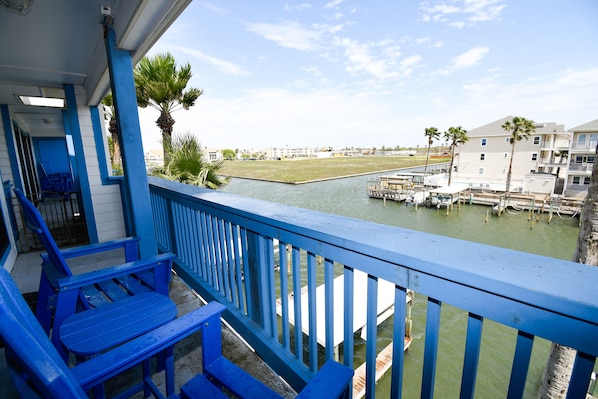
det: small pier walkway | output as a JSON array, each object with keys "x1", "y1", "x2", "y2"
[
  {"x1": 352, "y1": 337, "x2": 413, "y2": 399},
  {"x1": 276, "y1": 270, "x2": 413, "y2": 398}
]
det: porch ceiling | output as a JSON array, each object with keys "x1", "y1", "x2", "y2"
[{"x1": 0, "y1": 0, "x2": 190, "y2": 133}]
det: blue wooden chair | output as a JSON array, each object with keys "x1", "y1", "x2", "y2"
[
  {"x1": 37, "y1": 161, "x2": 73, "y2": 195},
  {"x1": 13, "y1": 188, "x2": 177, "y2": 361},
  {"x1": 0, "y1": 265, "x2": 354, "y2": 399}
]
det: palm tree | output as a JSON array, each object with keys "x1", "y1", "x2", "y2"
[
  {"x1": 134, "y1": 52, "x2": 203, "y2": 164},
  {"x1": 443, "y1": 126, "x2": 469, "y2": 186},
  {"x1": 423, "y1": 127, "x2": 440, "y2": 180},
  {"x1": 554, "y1": 150, "x2": 569, "y2": 178},
  {"x1": 151, "y1": 132, "x2": 227, "y2": 189},
  {"x1": 502, "y1": 116, "x2": 536, "y2": 193},
  {"x1": 102, "y1": 93, "x2": 121, "y2": 168},
  {"x1": 538, "y1": 145, "x2": 597, "y2": 398}
]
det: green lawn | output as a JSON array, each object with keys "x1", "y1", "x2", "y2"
[{"x1": 219, "y1": 156, "x2": 449, "y2": 184}]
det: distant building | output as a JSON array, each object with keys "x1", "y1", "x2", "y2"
[
  {"x1": 454, "y1": 116, "x2": 568, "y2": 193},
  {"x1": 564, "y1": 119, "x2": 598, "y2": 197},
  {"x1": 205, "y1": 149, "x2": 223, "y2": 162},
  {"x1": 144, "y1": 149, "x2": 163, "y2": 167},
  {"x1": 268, "y1": 147, "x2": 317, "y2": 159}
]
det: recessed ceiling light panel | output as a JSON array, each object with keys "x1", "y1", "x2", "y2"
[{"x1": 18, "y1": 95, "x2": 65, "y2": 108}]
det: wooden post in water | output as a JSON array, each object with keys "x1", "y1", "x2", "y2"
[
  {"x1": 548, "y1": 202, "x2": 553, "y2": 224},
  {"x1": 485, "y1": 209, "x2": 489, "y2": 223},
  {"x1": 528, "y1": 198, "x2": 534, "y2": 221}
]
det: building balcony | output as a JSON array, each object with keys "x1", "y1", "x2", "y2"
[
  {"x1": 569, "y1": 163, "x2": 594, "y2": 173},
  {"x1": 571, "y1": 142, "x2": 598, "y2": 153},
  {"x1": 540, "y1": 139, "x2": 571, "y2": 150},
  {"x1": 137, "y1": 177, "x2": 597, "y2": 398}
]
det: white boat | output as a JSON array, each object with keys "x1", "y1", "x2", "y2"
[
  {"x1": 428, "y1": 186, "x2": 467, "y2": 208},
  {"x1": 405, "y1": 190, "x2": 429, "y2": 206}
]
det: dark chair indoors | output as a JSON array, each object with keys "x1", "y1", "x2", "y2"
[
  {"x1": 37, "y1": 161, "x2": 73, "y2": 195},
  {"x1": 13, "y1": 188, "x2": 178, "y2": 362},
  {"x1": 0, "y1": 266, "x2": 354, "y2": 399}
]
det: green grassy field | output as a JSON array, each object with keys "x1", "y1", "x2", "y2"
[{"x1": 219, "y1": 156, "x2": 449, "y2": 183}]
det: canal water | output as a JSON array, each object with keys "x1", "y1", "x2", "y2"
[{"x1": 221, "y1": 172, "x2": 581, "y2": 398}]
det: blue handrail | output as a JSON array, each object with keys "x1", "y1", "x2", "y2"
[{"x1": 148, "y1": 177, "x2": 598, "y2": 399}]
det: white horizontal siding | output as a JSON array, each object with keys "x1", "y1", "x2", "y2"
[{"x1": 78, "y1": 105, "x2": 126, "y2": 242}]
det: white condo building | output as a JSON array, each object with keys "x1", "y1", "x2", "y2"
[
  {"x1": 453, "y1": 116, "x2": 569, "y2": 193},
  {"x1": 565, "y1": 119, "x2": 598, "y2": 197}
]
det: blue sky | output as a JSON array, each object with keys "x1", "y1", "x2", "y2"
[{"x1": 138, "y1": 0, "x2": 598, "y2": 152}]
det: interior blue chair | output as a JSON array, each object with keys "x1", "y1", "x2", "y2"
[
  {"x1": 13, "y1": 188, "x2": 177, "y2": 362},
  {"x1": 0, "y1": 265, "x2": 354, "y2": 399},
  {"x1": 37, "y1": 161, "x2": 73, "y2": 195}
]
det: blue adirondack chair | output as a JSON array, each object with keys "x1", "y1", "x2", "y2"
[
  {"x1": 37, "y1": 161, "x2": 73, "y2": 195},
  {"x1": 13, "y1": 188, "x2": 177, "y2": 361},
  {"x1": 0, "y1": 265, "x2": 354, "y2": 399}
]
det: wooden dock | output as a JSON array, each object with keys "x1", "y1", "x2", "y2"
[{"x1": 352, "y1": 337, "x2": 413, "y2": 399}]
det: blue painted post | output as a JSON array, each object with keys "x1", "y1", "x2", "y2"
[
  {"x1": 63, "y1": 85, "x2": 98, "y2": 243},
  {"x1": 460, "y1": 313, "x2": 483, "y2": 399},
  {"x1": 507, "y1": 330, "x2": 534, "y2": 398},
  {"x1": 102, "y1": 16, "x2": 157, "y2": 258},
  {"x1": 245, "y1": 231, "x2": 269, "y2": 329},
  {"x1": 0, "y1": 105, "x2": 23, "y2": 192}
]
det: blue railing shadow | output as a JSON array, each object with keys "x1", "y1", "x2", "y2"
[{"x1": 148, "y1": 177, "x2": 598, "y2": 399}]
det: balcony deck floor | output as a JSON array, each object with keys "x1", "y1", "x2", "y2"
[{"x1": 1, "y1": 249, "x2": 296, "y2": 398}]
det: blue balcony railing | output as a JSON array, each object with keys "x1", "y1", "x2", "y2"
[{"x1": 148, "y1": 177, "x2": 598, "y2": 399}]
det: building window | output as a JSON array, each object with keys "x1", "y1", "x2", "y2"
[
  {"x1": 531, "y1": 153, "x2": 538, "y2": 161},
  {"x1": 533, "y1": 136, "x2": 540, "y2": 145},
  {"x1": 584, "y1": 177, "x2": 591, "y2": 185},
  {"x1": 481, "y1": 138, "x2": 487, "y2": 146},
  {"x1": 573, "y1": 176, "x2": 581, "y2": 185},
  {"x1": 578, "y1": 134, "x2": 587, "y2": 146},
  {"x1": 478, "y1": 167, "x2": 484, "y2": 175},
  {"x1": 589, "y1": 156, "x2": 595, "y2": 164},
  {"x1": 504, "y1": 153, "x2": 508, "y2": 158},
  {"x1": 505, "y1": 137, "x2": 510, "y2": 144},
  {"x1": 480, "y1": 153, "x2": 485, "y2": 161}
]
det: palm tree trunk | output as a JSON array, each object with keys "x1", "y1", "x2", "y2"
[
  {"x1": 448, "y1": 145, "x2": 455, "y2": 186},
  {"x1": 506, "y1": 144, "x2": 515, "y2": 193},
  {"x1": 108, "y1": 118, "x2": 121, "y2": 167},
  {"x1": 424, "y1": 143, "x2": 431, "y2": 179},
  {"x1": 538, "y1": 145, "x2": 598, "y2": 398},
  {"x1": 156, "y1": 111, "x2": 175, "y2": 165},
  {"x1": 538, "y1": 344, "x2": 577, "y2": 399}
]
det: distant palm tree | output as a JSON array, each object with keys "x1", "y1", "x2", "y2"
[
  {"x1": 502, "y1": 116, "x2": 535, "y2": 193},
  {"x1": 151, "y1": 133, "x2": 227, "y2": 189},
  {"x1": 423, "y1": 127, "x2": 440, "y2": 180},
  {"x1": 443, "y1": 126, "x2": 469, "y2": 186},
  {"x1": 134, "y1": 52, "x2": 203, "y2": 164}
]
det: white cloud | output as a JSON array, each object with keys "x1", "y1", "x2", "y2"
[
  {"x1": 199, "y1": 2, "x2": 230, "y2": 15},
  {"x1": 175, "y1": 47, "x2": 250, "y2": 76},
  {"x1": 301, "y1": 65, "x2": 323, "y2": 77},
  {"x1": 325, "y1": 0, "x2": 346, "y2": 9},
  {"x1": 284, "y1": 3, "x2": 312, "y2": 12},
  {"x1": 556, "y1": 68, "x2": 598, "y2": 86},
  {"x1": 452, "y1": 46, "x2": 489, "y2": 68},
  {"x1": 138, "y1": 66, "x2": 598, "y2": 151},
  {"x1": 247, "y1": 21, "x2": 323, "y2": 51},
  {"x1": 420, "y1": 0, "x2": 506, "y2": 28},
  {"x1": 435, "y1": 46, "x2": 489, "y2": 74}
]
